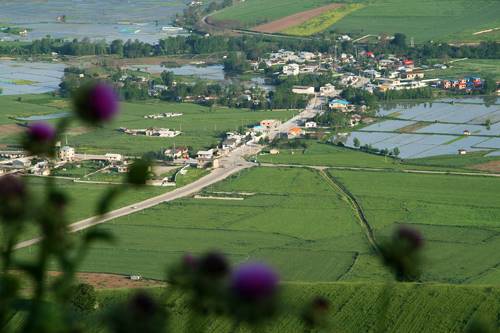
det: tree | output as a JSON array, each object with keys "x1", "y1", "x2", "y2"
[
  {"x1": 110, "y1": 39, "x2": 124, "y2": 56},
  {"x1": 353, "y1": 137, "x2": 360, "y2": 148},
  {"x1": 161, "y1": 70, "x2": 175, "y2": 87},
  {"x1": 68, "y1": 283, "x2": 97, "y2": 313},
  {"x1": 391, "y1": 33, "x2": 407, "y2": 49},
  {"x1": 485, "y1": 119, "x2": 491, "y2": 130},
  {"x1": 482, "y1": 76, "x2": 497, "y2": 95},
  {"x1": 393, "y1": 147, "x2": 400, "y2": 158}
]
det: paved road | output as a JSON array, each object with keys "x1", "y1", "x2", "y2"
[{"x1": 259, "y1": 163, "x2": 500, "y2": 177}]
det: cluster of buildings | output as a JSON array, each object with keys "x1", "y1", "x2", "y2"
[
  {"x1": 439, "y1": 77, "x2": 484, "y2": 91},
  {"x1": 118, "y1": 127, "x2": 182, "y2": 138}
]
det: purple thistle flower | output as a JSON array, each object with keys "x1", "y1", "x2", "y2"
[
  {"x1": 28, "y1": 122, "x2": 55, "y2": 143},
  {"x1": 128, "y1": 291, "x2": 158, "y2": 317},
  {"x1": 182, "y1": 253, "x2": 198, "y2": 270},
  {"x1": 0, "y1": 175, "x2": 25, "y2": 200},
  {"x1": 88, "y1": 83, "x2": 119, "y2": 122},
  {"x1": 0, "y1": 175, "x2": 27, "y2": 222},
  {"x1": 198, "y1": 251, "x2": 229, "y2": 278},
  {"x1": 74, "y1": 83, "x2": 119, "y2": 124},
  {"x1": 397, "y1": 225, "x2": 424, "y2": 249},
  {"x1": 231, "y1": 263, "x2": 279, "y2": 301}
]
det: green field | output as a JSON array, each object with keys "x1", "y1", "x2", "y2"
[
  {"x1": 16, "y1": 166, "x2": 500, "y2": 284},
  {"x1": 426, "y1": 59, "x2": 500, "y2": 81},
  {"x1": 329, "y1": 169, "x2": 500, "y2": 284},
  {"x1": 257, "y1": 141, "x2": 405, "y2": 169},
  {"x1": 11, "y1": 282, "x2": 497, "y2": 333},
  {"x1": 14, "y1": 177, "x2": 167, "y2": 241},
  {"x1": 212, "y1": 0, "x2": 500, "y2": 42},
  {"x1": 332, "y1": 0, "x2": 500, "y2": 42},
  {"x1": 0, "y1": 94, "x2": 296, "y2": 155},
  {"x1": 7, "y1": 282, "x2": 499, "y2": 332},
  {"x1": 210, "y1": 0, "x2": 336, "y2": 28},
  {"x1": 12, "y1": 166, "x2": 500, "y2": 331},
  {"x1": 255, "y1": 140, "x2": 500, "y2": 172},
  {"x1": 16, "y1": 167, "x2": 371, "y2": 281}
]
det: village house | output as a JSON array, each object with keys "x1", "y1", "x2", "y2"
[
  {"x1": 299, "y1": 65, "x2": 319, "y2": 74},
  {"x1": 222, "y1": 137, "x2": 240, "y2": 151},
  {"x1": 363, "y1": 69, "x2": 381, "y2": 78},
  {"x1": 283, "y1": 63, "x2": 300, "y2": 76},
  {"x1": 288, "y1": 127, "x2": 303, "y2": 139},
  {"x1": 31, "y1": 161, "x2": 51, "y2": 176},
  {"x1": 329, "y1": 99, "x2": 350, "y2": 111},
  {"x1": 111, "y1": 165, "x2": 128, "y2": 173},
  {"x1": 105, "y1": 153, "x2": 123, "y2": 162},
  {"x1": 260, "y1": 120, "x2": 281, "y2": 129},
  {"x1": 58, "y1": 146, "x2": 75, "y2": 162},
  {"x1": 164, "y1": 147, "x2": 189, "y2": 159},
  {"x1": 305, "y1": 121, "x2": 317, "y2": 128},
  {"x1": 292, "y1": 86, "x2": 315, "y2": 95},
  {"x1": 11, "y1": 159, "x2": 31, "y2": 169},
  {"x1": 349, "y1": 114, "x2": 362, "y2": 127},
  {"x1": 401, "y1": 71, "x2": 425, "y2": 80},
  {"x1": 319, "y1": 84, "x2": 338, "y2": 97},
  {"x1": 197, "y1": 149, "x2": 215, "y2": 168}
]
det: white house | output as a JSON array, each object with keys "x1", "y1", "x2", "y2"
[
  {"x1": 299, "y1": 51, "x2": 316, "y2": 61},
  {"x1": 59, "y1": 146, "x2": 75, "y2": 162},
  {"x1": 292, "y1": 86, "x2": 315, "y2": 95},
  {"x1": 319, "y1": 84, "x2": 338, "y2": 97},
  {"x1": 197, "y1": 149, "x2": 215, "y2": 168},
  {"x1": 305, "y1": 121, "x2": 317, "y2": 128},
  {"x1": 105, "y1": 153, "x2": 123, "y2": 162}
]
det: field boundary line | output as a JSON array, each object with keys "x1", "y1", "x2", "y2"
[{"x1": 317, "y1": 169, "x2": 380, "y2": 254}]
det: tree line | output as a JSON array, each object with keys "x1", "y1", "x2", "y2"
[{"x1": 1, "y1": 33, "x2": 498, "y2": 61}]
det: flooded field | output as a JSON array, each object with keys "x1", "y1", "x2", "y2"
[
  {"x1": 127, "y1": 64, "x2": 226, "y2": 81},
  {"x1": 127, "y1": 64, "x2": 275, "y2": 91},
  {"x1": 0, "y1": 0, "x2": 188, "y2": 43},
  {"x1": 343, "y1": 98, "x2": 500, "y2": 159},
  {"x1": 0, "y1": 61, "x2": 66, "y2": 95}
]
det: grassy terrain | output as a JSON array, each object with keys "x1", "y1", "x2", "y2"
[
  {"x1": 8, "y1": 278, "x2": 499, "y2": 332},
  {"x1": 332, "y1": 0, "x2": 500, "y2": 43},
  {"x1": 70, "y1": 101, "x2": 296, "y2": 155},
  {"x1": 94, "y1": 283, "x2": 498, "y2": 333},
  {"x1": 0, "y1": 94, "x2": 296, "y2": 154},
  {"x1": 329, "y1": 169, "x2": 500, "y2": 284},
  {"x1": 408, "y1": 151, "x2": 500, "y2": 171},
  {"x1": 255, "y1": 140, "x2": 500, "y2": 172},
  {"x1": 426, "y1": 59, "x2": 500, "y2": 81},
  {"x1": 256, "y1": 141, "x2": 404, "y2": 168},
  {"x1": 16, "y1": 167, "x2": 370, "y2": 281},
  {"x1": 283, "y1": 3, "x2": 364, "y2": 36},
  {"x1": 210, "y1": 0, "x2": 336, "y2": 28},
  {"x1": 15, "y1": 177, "x2": 167, "y2": 241},
  {"x1": 16, "y1": 166, "x2": 500, "y2": 284}
]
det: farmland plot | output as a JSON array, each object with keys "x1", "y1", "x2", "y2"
[
  {"x1": 330, "y1": 169, "x2": 500, "y2": 284},
  {"x1": 15, "y1": 167, "x2": 368, "y2": 281}
]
